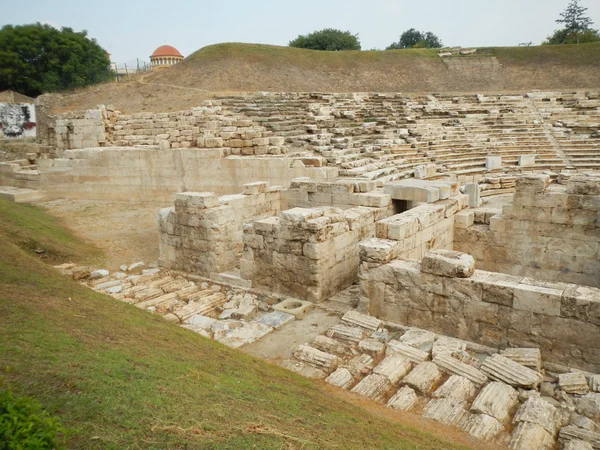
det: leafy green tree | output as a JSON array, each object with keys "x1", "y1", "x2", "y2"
[
  {"x1": 387, "y1": 29, "x2": 443, "y2": 49},
  {"x1": 289, "y1": 28, "x2": 361, "y2": 51},
  {"x1": 0, "y1": 23, "x2": 113, "y2": 97},
  {"x1": 544, "y1": 0, "x2": 599, "y2": 44}
]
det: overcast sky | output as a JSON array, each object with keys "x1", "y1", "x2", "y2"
[{"x1": 3, "y1": 0, "x2": 599, "y2": 64}]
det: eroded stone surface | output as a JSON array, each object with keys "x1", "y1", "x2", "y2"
[
  {"x1": 325, "y1": 368, "x2": 356, "y2": 390},
  {"x1": 387, "y1": 386, "x2": 419, "y2": 411},
  {"x1": 433, "y1": 354, "x2": 488, "y2": 386},
  {"x1": 373, "y1": 355, "x2": 412, "y2": 385},
  {"x1": 351, "y1": 373, "x2": 392, "y2": 402},
  {"x1": 462, "y1": 414, "x2": 504, "y2": 441},
  {"x1": 403, "y1": 361, "x2": 443, "y2": 394},
  {"x1": 481, "y1": 354, "x2": 543, "y2": 388},
  {"x1": 560, "y1": 372, "x2": 591, "y2": 395},
  {"x1": 513, "y1": 396, "x2": 558, "y2": 435},
  {"x1": 433, "y1": 375, "x2": 477, "y2": 403},
  {"x1": 423, "y1": 398, "x2": 469, "y2": 427},
  {"x1": 509, "y1": 422, "x2": 554, "y2": 450},
  {"x1": 471, "y1": 381, "x2": 519, "y2": 424}
]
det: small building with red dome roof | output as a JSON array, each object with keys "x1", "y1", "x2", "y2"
[{"x1": 150, "y1": 45, "x2": 183, "y2": 70}]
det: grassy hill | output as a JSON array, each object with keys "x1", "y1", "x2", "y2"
[
  {"x1": 48, "y1": 42, "x2": 600, "y2": 114},
  {"x1": 0, "y1": 198, "x2": 486, "y2": 449}
]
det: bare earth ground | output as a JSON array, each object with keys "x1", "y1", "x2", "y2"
[{"x1": 39, "y1": 199, "x2": 169, "y2": 270}]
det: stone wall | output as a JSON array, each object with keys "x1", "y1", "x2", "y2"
[
  {"x1": 158, "y1": 182, "x2": 281, "y2": 276},
  {"x1": 359, "y1": 193, "x2": 468, "y2": 266},
  {"x1": 36, "y1": 148, "x2": 336, "y2": 201},
  {"x1": 454, "y1": 174, "x2": 600, "y2": 288},
  {"x1": 241, "y1": 206, "x2": 379, "y2": 302},
  {"x1": 281, "y1": 178, "x2": 393, "y2": 215},
  {"x1": 359, "y1": 250, "x2": 600, "y2": 373}
]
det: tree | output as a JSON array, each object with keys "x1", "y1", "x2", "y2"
[
  {"x1": 387, "y1": 29, "x2": 443, "y2": 49},
  {"x1": 289, "y1": 29, "x2": 361, "y2": 51},
  {"x1": 0, "y1": 23, "x2": 113, "y2": 97},
  {"x1": 544, "y1": 0, "x2": 599, "y2": 44}
]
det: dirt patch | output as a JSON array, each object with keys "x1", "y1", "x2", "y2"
[{"x1": 39, "y1": 199, "x2": 168, "y2": 270}]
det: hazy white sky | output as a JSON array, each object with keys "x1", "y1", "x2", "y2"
[{"x1": 2, "y1": 0, "x2": 599, "y2": 64}]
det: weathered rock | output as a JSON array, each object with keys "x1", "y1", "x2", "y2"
[
  {"x1": 387, "y1": 386, "x2": 419, "y2": 411},
  {"x1": 326, "y1": 324, "x2": 368, "y2": 343},
  {"x1": 311, "y1": 335, "x2": 351, "y2": 357},
  {"x1": 340, "y1": 310, "x2": 383, "y2": 332},
  {"x1": 90, "y1": 269, "x2": 109, "y2": 279},
  {"x1": 403, "y1": 361, "x2": 443, "y2": 394},
  {"x1": 400, "y1": 329, "x2": 436, "y2": 353},
  {"x1": 254, "y1": 311, "x2": 295, "y2": 329},
  {"x1": 386, "y1": 340, "x2": 429, "y2": 364},
  {"x1": 351, "y1": 373, "x2": 392, "y2": 402},
  {"x1": 559, "y1": 426, "x2": 600, "y2": 449},
  {"x1": 563, "y1": 440, "x2": 594, "y2": 450},
  {"x1": 358, "y1": 339, "x2": 386, "y2": 359},
  {"x1": 513, "y1": 396, "x2": 558, "y2": 435},
  {"x1": 509, "y1": 422, "x2": 554, "y2": 450},
  {"x1": 432, "y1": 336, "x2": 467, "y2": 358},
  {"x1": 462, "y1": 414, "x2": 504, "y2": 441},
  {"x1": 421, "y1": 249, "x2": 475, "y2": 278},
  {"x1": 370, "y1": 330, "x2": 391, "y2": 343},
  {"x1": 577, "y1": 393, "x2": 600, "y2": 421},
  {"x1": 433, "y1": 375, "x2": 477, "y2": 403},
  {"x1": 213, "y1": 321, "x2": 273, "y2": 349},
  {"x1": 433, "y1": 354, "x2": 488, "y2": 386},
  {"x1": 293, "y1": 344, "x2": 340, "y2": 372},
  {"x1": 589, "y1": 375, "x2": 600, "y2": 393},
  {"x1": 423, "y1": 398, "x2": 469, "y2": 427},
  {"x1": 280, "y1": 359, "x2": 326, "y2": 379},
  {"x1": 471, "y1": 381, "x2": 519, "y2": 424},
  {"x1": 325, "y1": 368, "x2": 356, "y2": 390},
  {"x1": 481, "y1": 354, "x2": 542, "y2": 388},
  {"x1": 501, "y1": 348, "x2": 542, "y2": 372},
  {"x1": 559, "y1": 372, "x2": 590, "y2": 395},
  {"x1": 72, "y1": 269, "x2": 91, "y2": 280},
  {"x1": 373, "y1": 355, "x2": 412, "y2": 385},
  {"x1": 342, "y1": 354, "x2": 375, "y2": 377}
]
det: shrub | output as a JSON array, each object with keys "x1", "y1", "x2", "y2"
[{"x1": 0, "y1": 388, "x2": 67, "y2": 449}]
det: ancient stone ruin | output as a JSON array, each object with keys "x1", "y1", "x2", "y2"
[{"x1": 3, "y1": 89, "x2": 599, "y2": 449}]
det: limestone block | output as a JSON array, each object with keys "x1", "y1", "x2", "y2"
[
  {"x1": 399, "y1": 329, "x2": 436, "y2": 353},
  {"x1": 359, "y1": 238, "x2": 399, "y2": 264},
  {"x1": 481, "y1": 354, "x2": 542, "y2": 388},
  {"x1": 387, "y1": 386, "x2": 418, "y2": 411},
  {"x1": 567, "y1": 174, "x2": 600, "y2": 196},
  {"x1": 423, "y1": 398, "x2": 469, "y2": 427},
  {"x1": 281, "y1": 207, "x2": 322, "y2": 224},
  {"x1": 513, "y1": 396, "x2": 558, "y2": 435},
  {"x1": 559, "y1": 372, "x2": 590, "y2": 395},
  {"x1": 589, "y1": 375, "x2": 600, "y2": 393},
  {"x1": 175, "y1": 192, "x2": 221, "y2": 209},
  {"x1": 509, "y1": 422, "x2": 554, "y2": 450},
  {"x1": 462, "y1": 414, "x2": 504, "y2": 441},
  {"x1": 326, "y1": 324, "x2": 368, "y2": 343},
  {"x1": 501, "y1": 348, "x2": 542, "y2": 372},
  {"x1": 384, "y1": 180, "x2": 441, "y2": 203},
  {"x1": 293, "y1": 344, "x2": 340, "y2": 372},
  {"x1": 516, "y1": 174, "x2": 549, "y2": 194},
  {"x1": 386, "y1": 340, "x2": 430, "y2": 364},
  {"x1": 433, "y1": 354, "x2": 488, "y2": 386},
  {"x1": 454, "y1": 210, "x2": 474, "y2": 229},
  {"x1": 379, "y1": 214, "x2": 421, "y2": 241},
  {"x1": 358, "y1": 339, "x2": 386, "y2": 359},
  {"x1": 325, "y1": 368, "x2": 356, "y2": 390},
  {"x1": 341, "y1": 310, "x2": 383, "y2": 332},
  {"x1": 432, "y1": 336, "x2": 467, "y2": 358},
  {"x1": 90, "y1": 269, "x2": 109, "y2": 279},
  {"x1": 513, "y1": 283, "x2": 562, "y2": 316},
  {"x1": 563, "y1": 441, "x2": 594, "y2": 450},
  {"x1": 351, "y1": 373, "x2": 392, "y2": 402},
  {"x1": 373, "y1": 355, "x2": 412, "y2": 385},
  {"x1": 465, "y1": 183, "x2": 480, "y2": 207},
  {"x1": 280, "y1": 359, "x2": 326, "y2": 379},
  {"x1": 559, "y1": 426, "x2": 600, "y2": 449},
  {"x1": 518, "y1": 155, "x2": 536, "y2": 168},
  {"x1": 421, "y1": 250, "x2": 475, "y2": 278},
  {"x1": 403, "y1": 362, "x2": 443, "y2": 394},
  {"x1": 342, "y1": 354, "x2": 375, "y2": 377},
  {"x1": 243, "y1": 181, "x2": 268, "y2": 195},
  {"x1": 433, "y1": 375, "x2": 477, "y2": 403},
  {"x1": 311, "y1": 335, "x2": 351, "y2": 356},
  {"x1": 486, "y1": 156, "x2": 502, "y2": 169},
  {"x1": 471, "y1": 381, "x2": 519, "y2": 424}
]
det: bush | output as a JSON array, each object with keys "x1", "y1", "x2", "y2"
[
  {"x1": 0, "y1": 389, "x2": 67, "y2": 449},
  {"x1": 289, "y1": 28, "x2": 361, "y2": 51}
]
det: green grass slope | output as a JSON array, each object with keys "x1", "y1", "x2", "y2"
[
  {"x1": 0, "y1": 198, "x2": 478, "y2": 449},
  {"x1": 150, "y1": 42, "x2": 600, "y2": 93}
]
